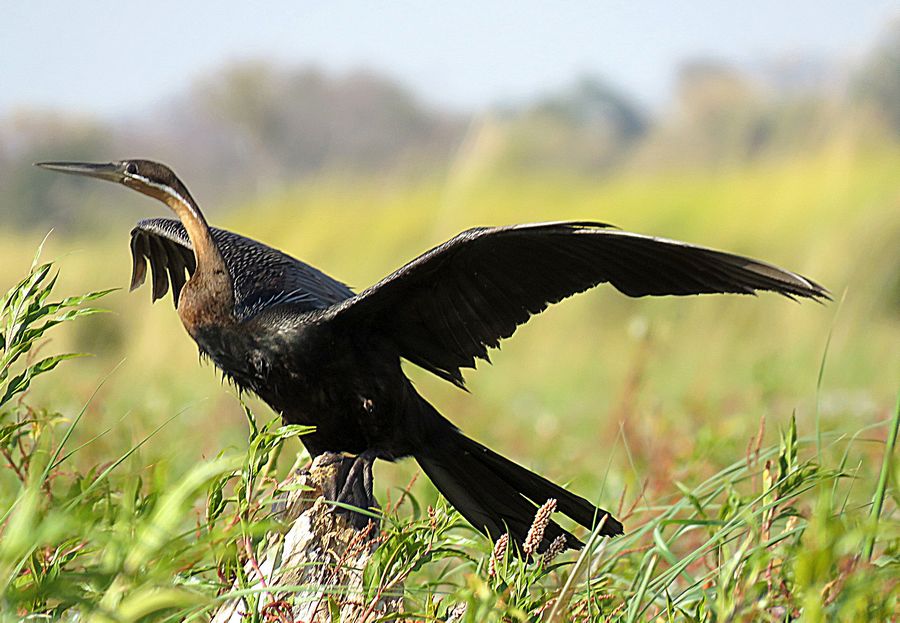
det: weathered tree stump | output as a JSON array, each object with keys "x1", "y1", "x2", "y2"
[{"x1": 210, "y1": 453, "x2": 400, "y2": 623}]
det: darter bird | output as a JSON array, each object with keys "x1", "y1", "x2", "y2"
[{"x1": 36, "y1": 159, "x2": 828, "y2": 553}]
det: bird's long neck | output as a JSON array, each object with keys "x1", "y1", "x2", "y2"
[
  {"x1": 164, "y1": 193, "x2": 219, "y2": 268},
  {"x1": 161, "y1": 189, "x2": 236, "y2": 328}
]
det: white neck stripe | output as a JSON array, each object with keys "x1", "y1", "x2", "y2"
[{"x1": 131, "y1": 174, "x2": 197, "y2": 215}]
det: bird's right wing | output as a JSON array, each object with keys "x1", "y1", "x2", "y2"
[
  {"x1": 129, "y1": 218, "x2": 354, "y2": 318},
  {"x1": 323, "y1": 222, "x2": 829, "y2": 388}
]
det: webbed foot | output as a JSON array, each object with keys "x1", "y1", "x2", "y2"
[{"x1": 317, "y1": 451, "x2": 379, "y2": 530}]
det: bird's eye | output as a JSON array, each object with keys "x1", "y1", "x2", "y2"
[{"x1": 124, "y1": 162, "x2": 138, "y2": 175}]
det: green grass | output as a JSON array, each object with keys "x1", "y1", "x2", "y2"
[{"x1": 0, "y1": 141, "x2": 898, "y2": 620}]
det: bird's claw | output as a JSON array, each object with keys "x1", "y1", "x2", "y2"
[{"x1": 318, "y1": 452, "x2": 379, "y2": 530}]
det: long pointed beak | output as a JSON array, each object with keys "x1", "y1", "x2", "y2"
[{"x1": 34, "y1": 161, "x2": 125, "y2": 183}]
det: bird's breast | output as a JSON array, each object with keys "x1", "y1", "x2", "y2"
[
  {"x1": 177, "y1": 270, "x2": 236, "y2": 335},
  {"x1": 189, "y1": 319, "x2": 412, "y2": 455},
  {"x1": 188, "y1": 320, "x2": 319, "y2": 397}
]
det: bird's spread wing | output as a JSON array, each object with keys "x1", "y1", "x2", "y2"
[
  {"x1": 129, "y1": 218, "x2": 354, "y2": 318},
  {"x1": 324, "y1": 221, "x2": 829, "y2": 387}
]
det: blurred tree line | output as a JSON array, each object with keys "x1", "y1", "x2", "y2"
[{"x1": 2, "y1": 21, "x2": 899, "y2": 232}]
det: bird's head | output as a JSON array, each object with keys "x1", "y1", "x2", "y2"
[
  {"x1": 35, "y1": 159, "x2": 196, "y2": 211},
  {"x1": 36, "y1": 158, "x2": 233, "y2": 320}
]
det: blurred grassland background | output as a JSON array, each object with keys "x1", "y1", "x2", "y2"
[{"x1": 0, "y1": 8, "x2": 898, "y2": 591}]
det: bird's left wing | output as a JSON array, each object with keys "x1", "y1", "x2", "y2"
[
  {"x1": 322, "y1": 221, "x2": 829, "y2": 388},
  {"x1": 130, "y1": 218, "x2": 354, "y2": 318},
  {"x1": 130, "y1": 218, "x2": 196, "y2": 306}
]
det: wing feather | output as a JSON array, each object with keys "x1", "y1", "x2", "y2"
[
  {"x1": 148, "y1": 235, "x2": 171, "y2": 302},
  {"x1": 325, "y1": 222, "x2": 828, "y2": 386},
  {"x1": 129, "y1": 231, "x2": 150, "y2": 292}
]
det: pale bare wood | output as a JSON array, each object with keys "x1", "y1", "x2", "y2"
[{"x1": 210, "y1": 453, "x2": 401, "y2": 623}]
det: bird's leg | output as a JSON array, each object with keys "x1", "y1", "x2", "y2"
[
  {"x1": 334, "y1": 452, "x2": 378, "y2": 529},
  {"x1": 316, "y1": 453, "x2": 357, "y2": 502},
  {"x1": 271, "y1": 451, "x2": 352, "y2": 519}
]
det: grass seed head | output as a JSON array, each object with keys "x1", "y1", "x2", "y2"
[
  {"x1": 541, "y1": 535, "x2": 567, "y2": 565},
  {"x1": 489, "y1": 533, "x2": 509, "y2": 577},
  {"x1": 523, "y1": 498, "x2": 557, "y2": 556}
]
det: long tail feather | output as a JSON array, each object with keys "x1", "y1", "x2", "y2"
[{"x1": 413, "y1": 400, "x2": 622, "y2": 552}]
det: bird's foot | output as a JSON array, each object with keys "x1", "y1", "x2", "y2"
[{"x1": 317, "y1": 451, "x2": 379, "y2": 530}]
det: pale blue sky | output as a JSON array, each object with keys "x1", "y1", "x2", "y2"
[{"x1": 2, "y1": 1, "x2": 896, "y2": 117}]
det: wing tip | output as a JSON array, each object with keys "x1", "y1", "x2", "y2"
[
  {"x1": 736, "y1": 255, "x2": 829, "y2": 303},
  {"x1": 776, "y1": 273, "x2": 831, "y2": 303},
  {"x1": 129, "y1": 246, "x2": 148, "y2": 293}
]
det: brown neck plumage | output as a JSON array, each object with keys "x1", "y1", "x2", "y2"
[
  {"x1": 163, "y1": 193, "x2": 219, "y2": 268},
  {"x1": 150, "y1": 184, "x2": 236, "y2": 328}
]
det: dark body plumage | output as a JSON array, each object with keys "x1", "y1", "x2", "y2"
[{"x1": 38, "y1": 160, "x2": 829, "y2": 553}]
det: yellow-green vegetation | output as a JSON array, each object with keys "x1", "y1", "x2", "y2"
[{"x1": 0, "y1": 140, "x2": 897, "y2": 620}]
